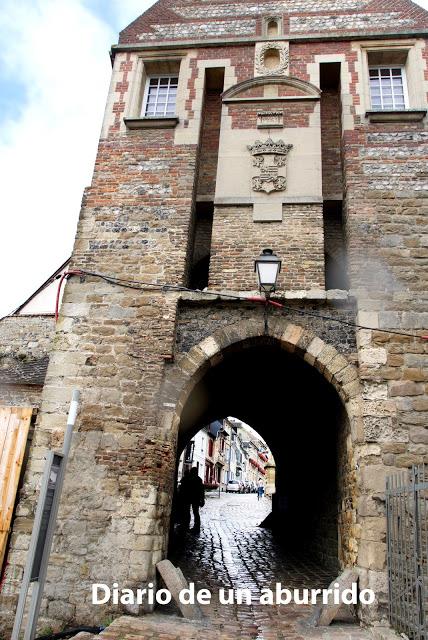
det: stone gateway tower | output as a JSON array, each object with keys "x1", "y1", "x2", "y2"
[{"x1": 1, "y1": 0, "x2": 428, "y2": 632}]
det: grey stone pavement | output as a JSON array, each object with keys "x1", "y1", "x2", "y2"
[
  {"x1": 94, "y1": 493, "x2": 398, "y2": 640},
  {"x1": 167, "y1": 492, "x2": 371, "y2": 638}
]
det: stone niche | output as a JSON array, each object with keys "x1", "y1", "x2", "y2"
[{"x1": 255, "y1": 41, "x2": 290, "y2": 77}]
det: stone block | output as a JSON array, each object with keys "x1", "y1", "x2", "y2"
[
  {"x1": 342, "y1": 379, "x2": 361, "y2": 400},
  {"x1": 328, "y1": 353, "x2": 349, "y2": 375},
  {"x1": 334, "y1": 364, "x2": 358, "y2": 386},
  {"x1": 358, "y1": 540, "x2": 386, "y2": 571},
  {"x1": 156, "y1": 559, "x2": 203, "y2": 619},
  {"x1": 361, "y1": 517, "x2": 386, "y2": 542},
  {"x1": 357, "y1": 312, "x2": 379, "y2": 329},
  {"x1": 389, "y1": 381, "x2": 424, "y2": 397},
  {"x1": 280, "y1": 324, "x2": 304, "y2": 350},
  {"x1": 410, "y1": 426, "x2": 428, "y2": 444},
  {"x1": 304, "y1": 336, "x2": 325, "y2": 364},
  {"x1": 395, "y1": 453, "x2": 423, "y2": 467},
  {"x1": 315, "y1": 568, "x2": 358, "y2": 626},
  {"x1": 360, "y1": 348, "x2": 387, "y2": 366},
  {"x1": 363, "y1": 382, "x2": 388, "y2": 401},
  {"x1": 360, "y1": 464, "x2": 391, "y2": 494},
  {"x1": 400, "y1": 411, "x2": 428, "y2": 425},
  {"x1": 315, "y1": 344, "x2": 338, "y2": 372},
  {"x1": 363, "y1": 416, "x2": 408, "y2": 444},
  {"x1": 198, "y1": 336, "x2": 221, "y2": 359}
]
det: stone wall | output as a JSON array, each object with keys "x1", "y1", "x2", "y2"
[
  {"x1": 175, "y1": 299, "x2": 357, "y2": 355},
  {"x1": 344, "y1": 125, "x2": 428, "y2": 473},
  {"x1": 0, "y1": 315, "x2": 54, "y2": 408},
  {"x1": 117, "y1": 0, "x2": 428, "y2": 45},
  {"x1": 0, "y1": 316, "x2": 54, "y2": 366},
  {"x1": 1, "y1": 2, "x2": 428, "y2": 631},
  {"x1": 0, "y1": 122, "x2": 199, "y2": 627}
]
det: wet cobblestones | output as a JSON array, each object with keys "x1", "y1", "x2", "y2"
[
  {"x1": 97, "y1": 494, "x2": 384, "y2": 639},
  {"x1": 166, "y1": 493, "x2": 372, "y2": 638}
]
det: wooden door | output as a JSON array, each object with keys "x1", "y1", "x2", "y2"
[{"x1": 0, "y1": 407, "x2": 32, "y2": 570}]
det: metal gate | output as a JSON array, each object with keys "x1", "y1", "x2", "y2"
[{"x1": 386, "y1": 464, "x2": 428, "y2": 639}]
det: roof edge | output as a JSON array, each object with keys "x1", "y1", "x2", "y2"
[{"x1": 111, "y1": 29, "x2": 428, "y2": 57}]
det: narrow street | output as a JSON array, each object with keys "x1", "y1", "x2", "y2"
[
  {"x1": 96, "y1": 493, "x2": 387, "y2": 640},
  {"x1": 170, "y1": 492, "x2": 335, "y2": 603},
  {"x1": 162, "y1": 493, "x2": 372, "y2": 638}
]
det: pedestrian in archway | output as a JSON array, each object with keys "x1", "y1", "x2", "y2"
[
  {"x1": 180, "y1": 467, "x2": 205, "y2": 533},
  {"x1": 257, "y1": 478, "x2": 264, "y2": 501}
]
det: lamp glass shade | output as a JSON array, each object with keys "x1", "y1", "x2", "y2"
[{"x1": 255, "y1": 249, "x2": 281, "y2": 293}]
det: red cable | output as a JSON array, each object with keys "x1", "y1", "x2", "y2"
[
  {"x1": 244, "y1": 296, "x2": 284, "y2": 309},
  {"x1": 54, "y1": 269, "x2": 428, "y2": 341}
]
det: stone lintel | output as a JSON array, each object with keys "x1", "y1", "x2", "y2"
[
  {"x1": 124, "y1": 117, "x2": 179, "y2": 129},
  {"x1": 214, "y1": 197, "x2": 323, "y2": 205},
  {"x1": 365, "y1": 109, "x2": 427, "y2": 122},
  {"x1": 175, "y1": 290, "x2": 351, "y2": 303},
  {"x1": 223, "y1": 95, "x2": 320, "y2": 103}
]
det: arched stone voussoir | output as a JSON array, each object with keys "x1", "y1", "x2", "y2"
[
  {"x1": 214, "y1": 318, "x2": 266, "y2": 350},
  {"x1": 165, "y1": 317, "x2": 361, "y2": 420},
  {"x1": 279, "y1": 322, "x2": 304, "y2": 348},
  {"x1": 198, "y1": 335, "x2": 223, "y2": 360},
  {"x1": 294, "y1": 330, "x2": 316, "y2": 357},
  {"x1": 304, "y1": 336, "x2": 326, "y2": 366}
]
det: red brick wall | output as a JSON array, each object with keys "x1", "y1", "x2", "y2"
[
  {"x1": 196, "y1": 90, "x2": 222, "y2": 198},
  {"x1": 321, "y1": 88, "x2": 343, "y2": 199}
]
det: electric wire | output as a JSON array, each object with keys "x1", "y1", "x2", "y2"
[{"x1": 55, "y1": 269, "x2": 428, "y2": 340}]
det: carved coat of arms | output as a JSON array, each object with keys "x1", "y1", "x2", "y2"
[{"x1": 247, "y1": 138, "x2": 293, "y2": 193}]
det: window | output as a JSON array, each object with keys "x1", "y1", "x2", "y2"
[
  {"x1": 369, "y1": 66, "x2": 407, "y2": 110},
  {"x1": 208, "y1": 438, "x2": 214, "y2": 457},
  {"x1": 185, "y1": 441, "x2": 194, "y2": 463},
  {"x1": 143, "y1": 76, "x2": 178, "y2": 117}
]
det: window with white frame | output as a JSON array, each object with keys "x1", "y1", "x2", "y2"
[
  {"x1": 369, "y1": 66, "x2": 408, "y2": 110},
  {"x1": 143, "y1": 75, "x2": 178, "y2": 117}
]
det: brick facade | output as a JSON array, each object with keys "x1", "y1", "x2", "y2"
[
  {"x1": 1, "y1": 0, "x2": 428, "y2": 633},
  {"x1": 209, "y1": 204, "x2": 325, "y2": 291}
]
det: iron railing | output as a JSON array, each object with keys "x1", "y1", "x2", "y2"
[{"x1": 386, "y1": 464, "x2": 428, "y2": 639}]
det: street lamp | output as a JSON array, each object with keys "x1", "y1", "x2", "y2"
[{"x1": 254, "y1": 248, "x2": 281, "y2": 297}]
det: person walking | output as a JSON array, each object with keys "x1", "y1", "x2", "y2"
[
  {"x1": 180, "y1": 467, "x2": 205, "y2": 533},
  {"x1": 257, "y1": 478, "x2": 264, "y2": 501}
]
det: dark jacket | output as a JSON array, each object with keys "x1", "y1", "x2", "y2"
[{"x1": 180, "y1": 472, "x2": 205, "y2": 506}]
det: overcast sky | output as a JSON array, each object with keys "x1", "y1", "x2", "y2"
[{"x1": 1, "y1": 0, "x2": 427, "y2": 317}]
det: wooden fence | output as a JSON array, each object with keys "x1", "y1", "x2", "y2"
[{"x1": 0, "y1": 407, "x2": 32, "y2": 570}]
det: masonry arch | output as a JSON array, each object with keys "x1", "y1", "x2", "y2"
[{"x1": 162, "y1": 318, "x2": 362, "y2": 571}]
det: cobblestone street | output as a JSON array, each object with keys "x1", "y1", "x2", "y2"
[
  {"x1": 167, "y1": 492, "x2": 367, "y2": 636},
  {"x1": 170, "y1": 492, "x2": 335, "y2": 606},
  {"x1": 95, "y1": 494, "x2": 386, "y2": 640}
]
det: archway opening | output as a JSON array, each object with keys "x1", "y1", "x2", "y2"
[
  {"x1": 168, "y1": 336, "x2": 355, "y2": 582},
  {"x1": 176, "y1": 417, "x2": 274, "y2": 496}
]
